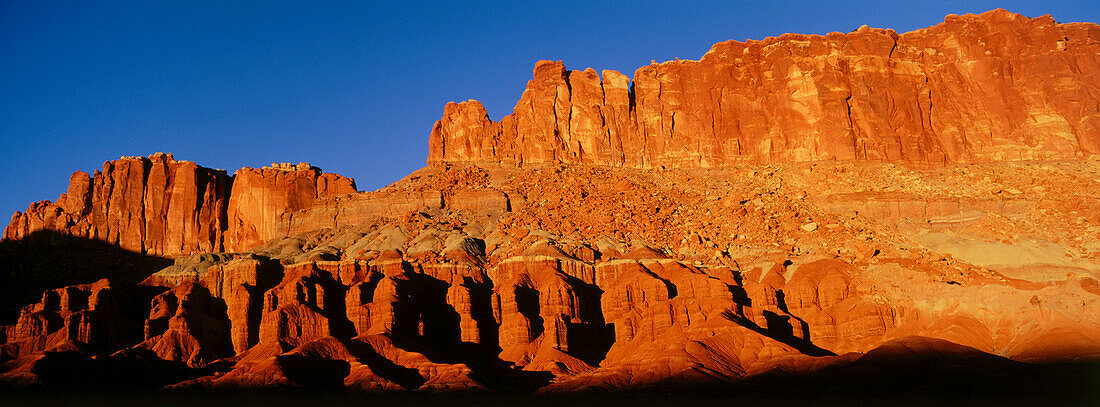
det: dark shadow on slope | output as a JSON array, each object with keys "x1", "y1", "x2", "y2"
[
  {"x1": 245, "y1": 257, "x2": 284, "y2": 351},
  {"x1": 721, "y1": 309, "x2": 835, "y2": 357},
  {"x1": 724, "y1": 269, "x2": 753, "y2": 307},
  {"x1": 466, "y1": 359, "x2": 555, "y2": 393},
  {"x1": 320, "y1": 275, "x2": 357, "y2": 340},
  {"x1": 0, "y1": 281, "x2": 166, "y2": 363},
  {"x1": 770, "y1": 290, "x2": 822, "y2": 343},
  {"x1": 0, "y1": 230, "x2": 172, "y2": 323},
  {"x1": 464, "y1": 276, "x2": 499, "y2": 351},
  {"x1": 275, "y1": 354, "x2": 351, "y2": 390},
  {"x1": 341, "y1": 337, "x2": 427, "y2": 389},
  {"x1": 409, "y1": 274, "x2": 462, "y2": 354},
  {"x1": 724, "y1": 336, "x2": 1100, "y2": 404},
  {"x1": 636, "y1": 263, "x2": 678, "y2": 300},
  {"x1": 385, "y1": 329, "x2": 555, "y2": 392},
  {"x1": 188, "y1": 286, "x2": 239, "y2": 361},
  {"x1": 21, "y1": 348, "x2": 210, "y2": 391},
  {"x1": 774, "y1": 290, "x2": 790, "y2": 313},
  {"x1": 514, "y1": 286, "x2": 544, "y2": 341},
  {"x1": 727, "y1": 284, "x2": 752, "y2": 307},
  {"x1": 561, "y1": 275, "x2": 614, "y2": 367}
]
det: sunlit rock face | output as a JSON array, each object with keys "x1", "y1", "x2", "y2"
[
  {"x1": 430, "y1": 10, "x2": 1100, "y2": 167},
  {"x1": 4, "y1": 154, "x2": 356, "y2": 256}
]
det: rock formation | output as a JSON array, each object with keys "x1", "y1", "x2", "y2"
[
  {"x1": 0, "y1": 279, "x2": 145, "y2": 363},
  {"x1": 2, "y1": 9, "x2": 1100, "y2": 399},
  {"x1": 4, "y1": 154, "x2": 356, "y2": 256},
  {"x1": 224, "y1": 163, "x2": 357, "y2": 252},
  {"x1": 429, "y1": 9, "x2": 1100, "y2": 167}
]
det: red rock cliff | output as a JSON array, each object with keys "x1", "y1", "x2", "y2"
[
  {"x1": 4, "y1": 155, "x2": 357, "y2": 256},
  {"x1": 223, "y1": 162, "x2": 357, "y2": 253},
  {"x1": 428, "y1": 10, "x2": 1100, "y2": 167}
]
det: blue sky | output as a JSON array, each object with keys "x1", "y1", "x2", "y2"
[{"x1": 2, "y1": 1, "x2": 1098, "y2": 219}]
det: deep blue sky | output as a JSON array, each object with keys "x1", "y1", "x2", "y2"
[{"x1": 2, "y1": 1, "x2": 1098, "y2": 219}]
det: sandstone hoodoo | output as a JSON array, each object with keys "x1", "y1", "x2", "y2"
[{"x1": 2, "y1": 9, "x2": 1099, "y2": 398}]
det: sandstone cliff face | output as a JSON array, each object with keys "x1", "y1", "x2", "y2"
[
  {"x1": 3, "y1": 155, "x2": 357, "y2": 256},
  {"x1": 429, "y1": 10, "x2": 1100, "y2": 167},
  {"x1": 224, "y1": 163, "x2": 357, "y2": 253},
  {"x1": 3, "y1": 153, "x2": 230, "y2": 256}
]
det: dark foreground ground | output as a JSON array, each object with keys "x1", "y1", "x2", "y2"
[
  {"x1": 1, "y1": 389, "x2": 1098, "y2": 407},
  {"x1": 3, "y1": 360, "x2": 1100, "y2": 407}
]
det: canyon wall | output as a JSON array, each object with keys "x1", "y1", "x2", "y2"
[
  {"x1": 429, "y1": 10, "x2": 1100, "y2": 167},
  {"x1": 3, "y1": 154, "x2": 357, "y2": 256}
]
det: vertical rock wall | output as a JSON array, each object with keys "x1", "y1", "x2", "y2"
[
  {"x1": 4, "y1": 154, "x2": 357, "y2": 256},
  {"x1": 429, "y1": 10, "x2": 1100, "y2": 167}
]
